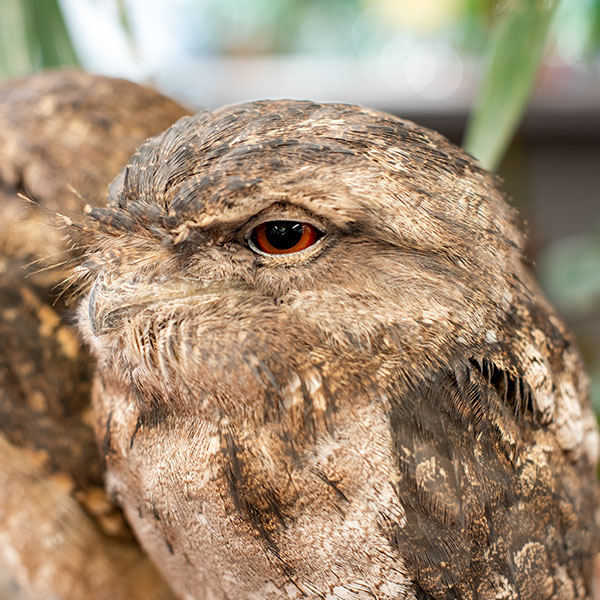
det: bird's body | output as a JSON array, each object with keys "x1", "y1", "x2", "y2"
[{"x1": 75, "y1": 101, "x2": 600, "y2": 599}]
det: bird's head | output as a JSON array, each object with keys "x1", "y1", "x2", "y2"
[{"x1": 76, "y1": 100, "x2": 526, "y2": 426}]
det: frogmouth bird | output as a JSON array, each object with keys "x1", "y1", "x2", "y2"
[{"x1": 72, "y1": 100, "x2": 600, "y2": 600}]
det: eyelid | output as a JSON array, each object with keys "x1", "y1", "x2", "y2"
[{"x1": 241, "y1": 208, "x2": 327, "y2": 243}]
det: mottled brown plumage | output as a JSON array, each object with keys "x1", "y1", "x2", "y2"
[
  {"x1": 0, "y1": 70, "x2": 187, "y2": 600},
  {"x1": 73, "y1": 101, "x2": 600, "y2": 599},
  {"x1": 1, "y1": 71, "x2": 599, "y2": 600}
]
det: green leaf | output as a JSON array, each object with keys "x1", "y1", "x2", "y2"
[
  {"x1": 0, "y1": 0, "x2": 34, "y2": 78},
  {"x1": 0, "y1": 0, "x2": 77, "y2": 79},
  {"x1": 115, "y1": 0, "x2": 138, "y2": 52},
  {"x1": 23, "y1": 0, "x2": 78, "y2": 69},
  {"x1": 463, "y1": 0, "x2": 559, "y2": 171}
]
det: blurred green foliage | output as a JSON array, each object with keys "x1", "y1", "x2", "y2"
[
  {"x1": 53, "y1": 0, "x2": 600, "y2": 58},
  {"x1": 0, "y1": 0, "x2": 77, "y2": 78}
]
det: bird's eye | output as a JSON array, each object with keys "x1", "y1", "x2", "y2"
[{"x1": 250, "y1": 221, "x2": 323, "y2": 255}]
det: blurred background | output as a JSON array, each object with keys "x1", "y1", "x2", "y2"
[{"x1": 0, "y1": 0, "x2": 598, "y2": 408}]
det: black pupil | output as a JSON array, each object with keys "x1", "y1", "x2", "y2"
[{"x1": 264, "y1": 221, "x2": 305, "y2": 249}]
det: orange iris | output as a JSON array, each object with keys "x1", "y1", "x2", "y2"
[{"x1": 252, "y1": 221, "x2": 321, "y2": 255}]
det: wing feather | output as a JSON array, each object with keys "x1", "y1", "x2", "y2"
[{"x1": 388, "y1": 358, "x2": 599, "y2": 599}]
